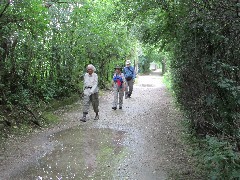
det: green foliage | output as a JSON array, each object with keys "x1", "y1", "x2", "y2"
[
  {"x1": 162, "y1": 71, "x2": 172, "y2": 90},
  {"x1": 41, "y1": 112, "x2": 59, "y2": 125},
  {"x1": 138, "y1": 55, "x2": 150, "y2": 74},
  {"x1": 198, "y1": 136, "x2": 240, "y2": 180}
]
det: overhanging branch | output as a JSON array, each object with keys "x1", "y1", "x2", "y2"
[{"x1": 0, "y1": 0, "x2": 10, "y2": 18}]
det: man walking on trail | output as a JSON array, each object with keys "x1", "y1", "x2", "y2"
[
  {"x1": 80, "y1": 64, "x2": 99, "y2": 122},
  {"x1": 123, "y1": 60, "x2": 135, "y2": 99},
  {"x1": 112, "y1": 65, "x2": 126, "y2": 110}
]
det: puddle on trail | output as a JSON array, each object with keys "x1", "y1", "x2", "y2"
[{"x1": 10, "y1": 127, "x2": 126, "y2": 180}]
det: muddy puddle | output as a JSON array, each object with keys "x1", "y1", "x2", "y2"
[{"x1": 10, "y1": 127, "x2": 126, "y2": 180}]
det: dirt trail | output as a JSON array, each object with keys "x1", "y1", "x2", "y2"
[{"x1": 0, "y1": 70, "x2": 198, "y2": 180}]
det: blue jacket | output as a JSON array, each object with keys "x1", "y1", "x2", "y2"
[{"x1": 123, "y1": 66, "x2": 135, "y2": 80}]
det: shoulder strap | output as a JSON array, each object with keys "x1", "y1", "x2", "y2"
[{"x1": 128, "y1": 67, "x2": 133, "y2": 73}]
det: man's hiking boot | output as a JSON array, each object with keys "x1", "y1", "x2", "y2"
[
  {"x1": 80, "y1": 112, "x2": 87, "y2": 122},
  {"x1": 112, "y1": 107, "x2": 117, "y2": 110},
  {"x1": 119, "y1": 107, "x2": 122, "y2": 109},
  {"x1": 125, "y1": 92, "x2": 128, "y2": 99},
  {"x1": 94, "y1": 114, "x2": 99, "y2": 120},
  {"x1": 80, "y1": 116, "x2": 86, "y2": 122}
]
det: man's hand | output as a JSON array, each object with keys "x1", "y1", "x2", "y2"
[{"x1": 84, "y1": 90, "x2": 91, "y2": 96}]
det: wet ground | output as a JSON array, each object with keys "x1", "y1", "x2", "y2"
[{"x1": 0, "y1": 70, "x2": 199, "y2": 180}]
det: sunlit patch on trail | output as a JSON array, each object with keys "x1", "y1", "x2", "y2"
[{"x1": 135, "y1": 70, "x2": 165, "y2": 88}]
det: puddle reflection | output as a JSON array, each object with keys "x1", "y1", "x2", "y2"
[{"x1": 11, "y1": 127, "x2": 126, "y2": 179}]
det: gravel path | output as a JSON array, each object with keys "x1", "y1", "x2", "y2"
[{"x1": 0, "y1": 70, "x2": 199, "y2": 180}]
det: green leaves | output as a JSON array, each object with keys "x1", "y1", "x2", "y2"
[
  {"x1": 205, "y1": 94, "x2": 216, "y2": 106},
  {"x1": 202, "y1": 136, "x2": 240, "y2": 179}
]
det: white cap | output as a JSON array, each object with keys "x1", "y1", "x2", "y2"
[{"x1": 126, "y1": 60, "x2": 131, "y2": 65}]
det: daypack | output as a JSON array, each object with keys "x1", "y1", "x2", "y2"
[
  {"x1": 124, "y1": 67, "x2": 134, "y2": 81},
  {"x1": 113, "y1": 73, "x2": 124, "y2": 87}
]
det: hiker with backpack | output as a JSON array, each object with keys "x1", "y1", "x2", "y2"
[
  {"x1": 123, "y1": 60, "x2": 135, "y2": 99},
  {"x1": 112, "y1": 66, "x2": 126, "y2": 110}
]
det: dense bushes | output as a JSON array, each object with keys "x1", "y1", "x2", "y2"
[
  {"x1": 171, "y1": 2, "x2": 240, "y2": 177},
  {"x1": 172, "y1": 1, "x2": 240, "y2": 139}
]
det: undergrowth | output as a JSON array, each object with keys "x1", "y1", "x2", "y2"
[
  {"x1": 0, "y1": 93, "x2": 80, "y2": 142},
  {"x1": 164, "y1": 73, "x2": 240, "y2": 179}
]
